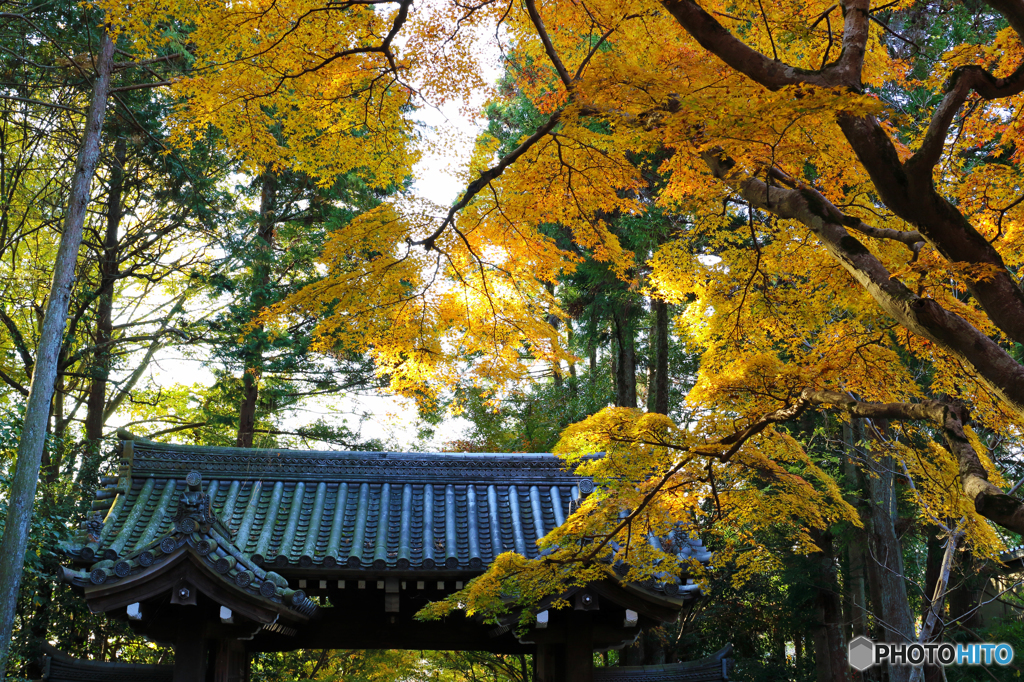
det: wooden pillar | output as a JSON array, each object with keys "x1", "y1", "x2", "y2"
[
  {"x1": 174, "y1": 628, "x2": 209, "y2": 682},
  {"x1": 214, "y1": 639, "x2": 249, "y2": 682},
  {"x1": 534, "y1": 643, "x2": 559, "y2": 682},
  {"x1": 565, "y1": 612, "x2": 594, "y2": 682}
]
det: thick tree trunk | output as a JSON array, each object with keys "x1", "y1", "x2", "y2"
[
  {"x1": 0, "y1": 30, "x2": 114, "y2": 677},
  {"x1": 809, "y1": 529, "x2": 852, "y2": 682},
  {"x1": 81, "y1": 136, "x2": 126, "y2": 481},
  {"x1": 859, "y1": 421, "x2": 914, "y2": 682},
  {"x1": 612, "y1": 306, "x2": 637, "y2": 408},
  {"x1": 842, "y1": 422, "x2": 870, "y2": 639},
  {"x1": 236, "y1": 171, "x2": 277, "y2": 448}
]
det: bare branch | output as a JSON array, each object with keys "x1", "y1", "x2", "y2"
[{"x1": 0, "y1": 94, "x2": 83, "y2": 113}]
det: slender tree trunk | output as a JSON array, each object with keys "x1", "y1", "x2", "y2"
[
  {"x1": 772, "y1": 626, "x2": 785, "y2": 668},
  {"x1": 610, "y1": 333, "x2": 618, "y2": 399},
  {"x1": 82, "y1": 136, "x2": 126, "y2": 480},
  {"x1": 0, "y1": 30, "x2": 115, "y2": 677},
  {"x1": 612, "y1": 306, "x2": 637, "y2": 408},
  {"x1": 948, "y1": 549, "x2": 982, "y2": 634},
  {"x1": 921, "y1": 524, "x2": 946, "y2": 678},
  {"x1": 545, "y1": 282, "x2": 563, "y2": 387},
  {"x1": 22, "y1": 580, "x2": 51, "y2": 679},
  {"x1": 911, "y1": 526, "x2": 964, "y2": 682},
  {"x1": 566, "y1": 324, "x2": 577, "y2": 395},
  {"x1": 237, "y1": 170, "x2": 277, "y2": 447},
  {"x1": 645, "y1": 321, "x2": 655, "y2": 409},
  {"x1": 651, "y1": 299, "x2": 669, "y2": 414},
  {"x1": 40, "y1": 376, "x2": 60, "y2": 482}
]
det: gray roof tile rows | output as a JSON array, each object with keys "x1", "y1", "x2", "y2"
[
  {"x1": 78, "y1": 440, "x2": 583, "y2": 571},
  {"x1": 64, "y1": 439, "x2": 711, "y2": 620}
]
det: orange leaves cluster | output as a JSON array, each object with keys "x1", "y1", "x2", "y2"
[{"x1": 261, "y1": 196, "x2": 576, "y2": 405}]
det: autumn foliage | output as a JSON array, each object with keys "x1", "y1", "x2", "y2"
[{"x1": 91, "y1": 0, "x2": 1024, "y2": 621}]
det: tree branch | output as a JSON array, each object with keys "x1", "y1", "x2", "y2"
[
  {"x1": 839, "y1": 112, "x2": 1024, "y2": 349},
  {"x1": 0, "y1": 368, "x2": 27, "y2": 396},
  {"x1": 909, "y1": 63, "x2": 1024, "y2": 175},
  {"x1": 701, "y1": 148, "x2": 1024, "y2": 421},
  {"x1": 413, "y1": 110, "x2": 562, "y2": 251},
  {"x1": 0, "y1": 306, "x2": 34, "y2": 374},
  {"x1": 524, "y1": 0, "x2": 573, "y2": 89},
  {"x1": 658, "y1": 0, "x2": 870, "y2": 91},
  {"x1": 795, "y1": 389, "x2": 1024, "y2": 535}
]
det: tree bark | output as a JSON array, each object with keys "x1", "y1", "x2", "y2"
[
  {"x1": 842, "y1": 422, "x2": 870, "y2": 639},
  {"x1": 701, "y1": 150, "x2": 1024, "y2": 423},
  {"x1": 612, "y1": 306, "x2": 637, "y2": 408},
  {"x1": 859, "y1": 421, "x2": 914, "y2": 682},
  {"x1": 545, "y1": 282, "x2": 563, "y2": 388},
  {"x1": 649, "y1": 0, "x2": 1024, "y2": 425},
  {"x1": 0, "y1": 29, "x2": 114, "y2": 677},
  {"x1": 808, "y1": 529, "x2": 852, "y2": 682},
  {"x1": 922, "y1": 526, "x2": 945, "y2": 628},
  {"x1": 237, "y1": 170, "x2": 277, "y2": 447},
  {"x1": 910, "y1": 525, "x2": 963, "y2": 682},
  {"x1": 779, "y1": 389, "x2": 1024, "y2": 535},
  {"x1": 650, "y1": 299, "x2": 669, "y2": 414},
  {"x1": 566, "y1": 323, "x2": 577, "y2": 395},
  {"x1": 661, "y1": 0, "x2": 1024, "y2": 351},
  {"x1": 948, "y1": 549, "x2": 983, "y2": 635},
  {"x1": 82, "y1": 136, "x2": 126, "y2": 480}
]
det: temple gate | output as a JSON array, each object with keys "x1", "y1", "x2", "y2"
[{"x1": 58, "y1": 437, "x2": 729, "y2": 681}]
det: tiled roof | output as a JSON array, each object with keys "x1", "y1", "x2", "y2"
[
  {"x1": 63, "y1": 438, "x2": 710, "y2": 623},
  {"x1": 593, "y1": 645, "x2": 733, "y2": 681},
  {"x1": 71, "y1": 439, "x2": 587, "y2": 571},
  {"x1": 999, "y1": 545, "x2": 1024, "y2": 573},
  {"x1": 40, "y1": 644, "x2": 173, "y2": 682}
]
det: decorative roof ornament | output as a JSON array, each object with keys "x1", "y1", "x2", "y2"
[{"x1": 171, "y1": 471, "x2": 216, "y2": 534}]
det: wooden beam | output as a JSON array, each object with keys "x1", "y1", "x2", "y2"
[{"x1": 85, "y1": 551, "x2": 289, "y2": 626}]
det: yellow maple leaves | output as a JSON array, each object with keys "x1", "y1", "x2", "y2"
[
  {"x1": 93, "y1": 0, "x2": 1024, "y2": 617},
  {"x1": 97, "y1": 0, "x2": 418, "y2": 183}
]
